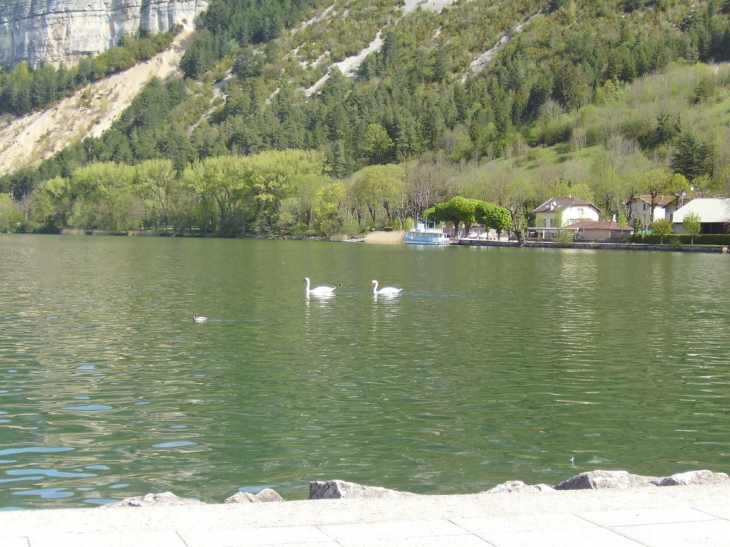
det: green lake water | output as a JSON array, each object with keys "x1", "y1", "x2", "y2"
[{"x1": 0, "y1": 234, "x2": 729, "y2": 509}]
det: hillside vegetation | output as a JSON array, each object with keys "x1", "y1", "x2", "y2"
[
  {"x1": 2, "y1": 0, "x2": 730, "y2": 236},
  {"x1": 0, "y1": 29, "x2": 178, "y2": 116}
]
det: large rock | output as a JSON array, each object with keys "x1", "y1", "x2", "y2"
[
  {"x1": 0, "y1": 0, "x2": 208, "y2": 67},
  {"x1": 224, "y1": 489, "x2": 284, "y2": 504},
  {"x1": 554, "y1": 470, "x2": 657, "y2": 491},
  {"x1": 103, "y1": 491, "x2": 205, "y2": 507},
  {"x1": 309, "y1": 480, "x2": 417, "y2": 500},
  {"x1": 483, "y1": 480, "x2": 555, "y2": 494},
  {"x1": 652, "y1": 470, "x2": 730, "y2": 487}
]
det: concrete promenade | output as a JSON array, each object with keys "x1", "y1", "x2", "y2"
[{"x1": 1, "y1": 485, "x2": 729, "y2": 547}]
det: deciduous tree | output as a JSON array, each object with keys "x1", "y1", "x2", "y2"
[
  {"x1": 652, "y1": 218, "x2": 673, "y2": 244},
  {"x1": 682, "y1": 212, "x2": 702, "y2": 244}
]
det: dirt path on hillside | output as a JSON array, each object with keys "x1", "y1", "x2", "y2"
[{"x1": 0, "y1": 32, "x2": 194, "y2": 176}]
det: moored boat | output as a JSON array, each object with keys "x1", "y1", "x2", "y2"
[{"x1": 404, "y1": 221, "x2": 450, "y2": 245}]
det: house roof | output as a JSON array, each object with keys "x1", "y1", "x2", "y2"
[
  {"x1": 631, "y1": 195, "x2": 676, "y2": 207},
  {"x1": 566, "y1": 221, "x2": 634, "y2": 232},
  {"x1": 629, "y1": 192, "x2": 713, "y2": 207},
  {"x1": 672, "y1": 198, "x2": 730, "y2": 224},
  {"x1": 533, "y1": 197, "x2": 599, "y2": 214}
]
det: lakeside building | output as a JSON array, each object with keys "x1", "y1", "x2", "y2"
[
  {"x1": 529, "y1": 197, "x2": 600, "y2": 239},
  {"x1": 627, "y1": 192, "x2": 713, "y2": 230},
  {"x1": 672, "y1": 198, "x2": 730, "y2": 235},
  {"x1": 627, "y1": 195, "x2": 677, "y2": 229},
  {"x1": 566, "y1": 220, "x2": 634, "y2": 241}
]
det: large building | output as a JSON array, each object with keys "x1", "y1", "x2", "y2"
[
  {"x1": 672, "y1": 198, "x2": 730, "y2": 235},
  {"x1": 530, "y1": 197, "x2": 600, "y2": 239}
]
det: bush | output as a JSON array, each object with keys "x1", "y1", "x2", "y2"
[
  {"x1": 554, "y1": 230, "x2": 575, "y2": 247},
  {"x1": 289, "y1": 223, "x2": 308, "y2": 237},
  {"x1": 630, "y1": 234, "x2": 730, "y2": 245}
]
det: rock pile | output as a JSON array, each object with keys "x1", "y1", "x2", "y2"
[
  {"x1": 484, "y1": 469, "x2": 730, "y2": 494},
  {"x1": 100, "y1": 469, "x2": 730, "y2": 507}
]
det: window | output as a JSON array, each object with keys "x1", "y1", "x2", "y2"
[
  {"x1": 643, "y1": 203, "x2": 647, "y2": 211},
  {"x1": 538, "y1": 218, "x2": 546, "y2": 227}
]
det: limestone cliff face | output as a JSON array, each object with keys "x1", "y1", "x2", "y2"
[{"x1": 0, "y1": 0, "x2": 208, "y2": 67}]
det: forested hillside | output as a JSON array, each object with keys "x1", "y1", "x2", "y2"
[
  {"x1": 2, "y1": 0, "x2": 730, "y2": 236},
  {"x1": 0, "y1": 29, "x2": 177, "y2": 116}
]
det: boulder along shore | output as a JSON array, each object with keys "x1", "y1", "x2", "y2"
[{"x1": 103, "y1": 469, "x2": 730, "y2": 507}]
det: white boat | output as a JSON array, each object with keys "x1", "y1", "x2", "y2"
[{"x1": 404, "y1": 221, "x2": 450, "y2": 246}]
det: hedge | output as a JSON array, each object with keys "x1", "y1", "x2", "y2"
[{"x1": 630, "y1": 234, "x2": 730, "y2": 245}]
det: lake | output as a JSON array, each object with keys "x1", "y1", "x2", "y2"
[{"x1": 0, "y1": 234, "x2": 729, "y2": 509}]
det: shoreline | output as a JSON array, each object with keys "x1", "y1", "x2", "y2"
[
  {"x1": 4, "y1": 231, "x2": 730, "y2": 253},
  {"x1": 459, "y1": 238, "x2": 730, "y2": 253},
  {"x1": 2, "y1": 483, "x2": 729, "y2": 546}
]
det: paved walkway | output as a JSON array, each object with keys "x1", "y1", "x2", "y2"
[{"x1": 1, "y1": 485, "x2": 729, "y2": 546}]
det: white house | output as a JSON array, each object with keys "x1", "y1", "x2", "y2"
[
  {"x1": 530, "y1": 197, "x2": 600, "y2": 238},
  {"x1": 672, "y1": 198, "x2": 730, "y2": 234},
  {"x1": 627, "y1": 195, "x2": 676, "y2": 228}
]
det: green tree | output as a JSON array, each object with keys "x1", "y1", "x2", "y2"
[
  {"x1": 475, "y1": 202, "x2": 512, "y2": 237},
  {"x1": 78, "y1": 162, "x2": 141, "y2": 232},
  {"x1": 32, "y1": 176, "x2": 72, "y2": 232},
  {"x1": 314, "y1": 181, "x2": 346, "y2": 235},
  {"x1": 0, "y1": 193, "x2": 21, "y2": 232},
  {"x1": 294, "y1": 173, "x2": 329, "y2": 228},
  {"x1": 671, "y1": 133, "x2": 713, "y2": 180},
  {"x1": 183, "y1": 155, "x2": 253, "y2": 236},
  {"x1": 667, "y1": 173, "x2": 691, "y2": 195},
  {"x1": 354, "y1": 164, "x2": 407, "y2": 225},
  {"x1": 444, "y1": 196, "x2": 482, "y2": 235},
  {"x1": 244, "y1": 150, "x2": 325, "y2": 230},
  {"x1": 652, "y1": 218, "x2": 673, "y2": 244},
  {"x1": 135, "y1": 159, "x2": 178, "y2": 230},
  {"x1": 363, "y1": 124, "x2": 394, "y2": 162},
  {"x1": 682, "y1": 212, "x2": 702, "y2": 244}
]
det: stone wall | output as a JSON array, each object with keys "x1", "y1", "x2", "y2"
[{"x1": 0, "y1": 0, "x2": 208, "y2": 67}]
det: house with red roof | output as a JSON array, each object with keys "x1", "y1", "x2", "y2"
[
  {"x1": 529, "y1": 197, "x2": 600, "y2": 239},
  {"x1": 567, "y1": 220, "x2": 634, "y2": 241}
]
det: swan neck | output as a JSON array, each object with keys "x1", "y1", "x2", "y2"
[{"x1": 373, "y1": 281, "x2": 378, "y2": 294}]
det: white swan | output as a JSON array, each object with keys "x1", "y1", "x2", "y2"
[
  {"x1": 192, "y1": 315, "x2": 207, "y2": 323},
  {"x1": 371, "y1": 280, "x2": 402, "y2": 295},
  {"x1": 304, "y1": 278, "x2": 339, "y2": 296}
]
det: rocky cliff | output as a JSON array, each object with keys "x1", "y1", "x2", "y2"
[{"x1": 0, "y1": 0, "x2": 207, "y2": 67}]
